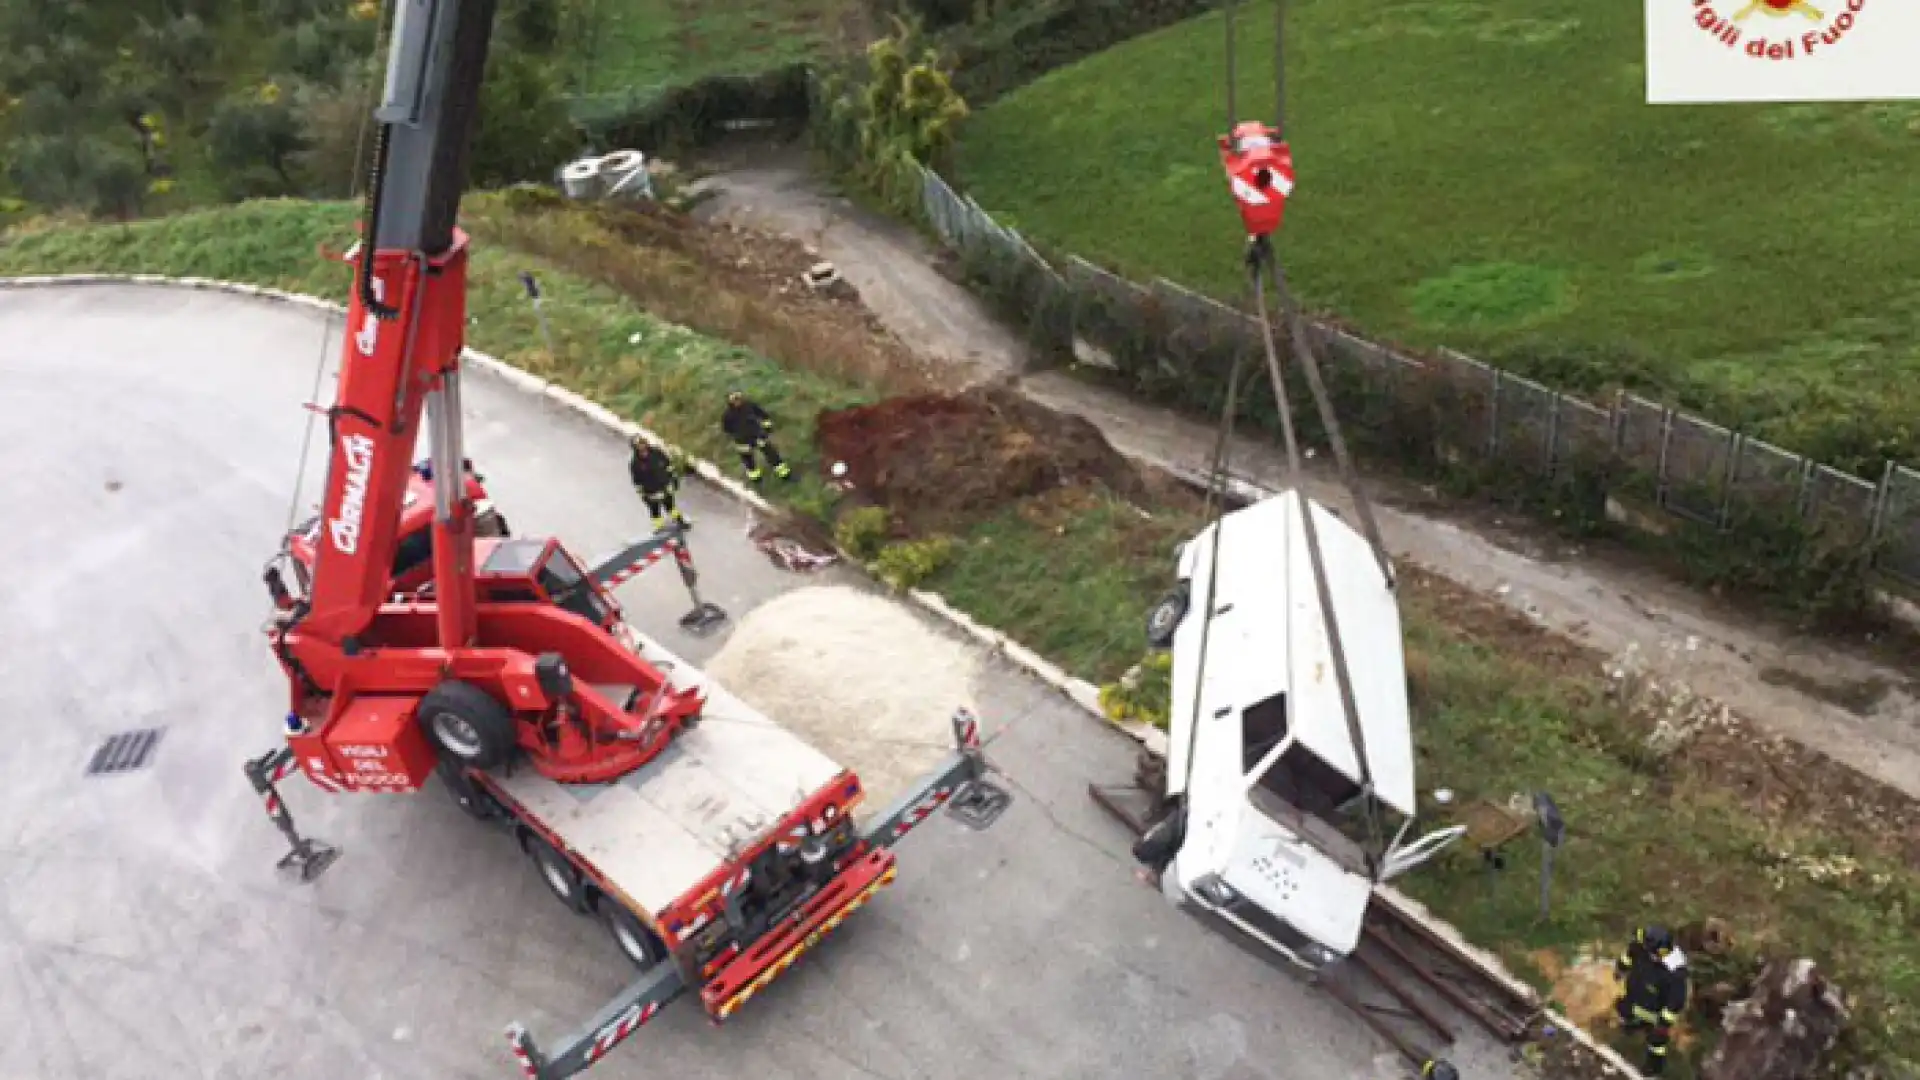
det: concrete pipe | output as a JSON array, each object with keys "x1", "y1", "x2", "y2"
[
  {"x1": 598, "y1": 149, "x2": 653, "y2": 201},
  {"x1": 558, "y1": 157, "x2": 604, "y2": 200}
]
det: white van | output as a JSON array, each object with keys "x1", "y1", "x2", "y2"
[{"x1": 1137, "y1": 490, "x2": 1459, "y2": 971}]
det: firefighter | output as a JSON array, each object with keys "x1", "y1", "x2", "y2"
[
  {"x1": 1420, "y1": 1061, "x2": 1459, "y2": 1080},
  {"x1": 627, "y1": 435, "x2": 690, "y2": 532},
  {"x1": 1614, "y1": 924, "x2": 1690, "y2": 1074},
  {"x1": 721, "y1": 390, "x2": 791, "y2": 484}
]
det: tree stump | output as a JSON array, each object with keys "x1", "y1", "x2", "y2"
[{"x1": 1701, "y1": 957, "x2": 1849, "y2": 1080}]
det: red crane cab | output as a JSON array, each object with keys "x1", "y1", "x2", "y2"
[
  {"x1": 287, "y1": 458, "x2": 508, "y2": 599},
  {"x1": 272, "y1": 530, "x2": 705, "y2": 796}
]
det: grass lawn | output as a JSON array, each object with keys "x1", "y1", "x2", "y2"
[
  {"x1": 562, "y1": 0, "x2": 842, "y2": 104},
  {"x1": 5, "y1": 199, "x2": 1914, "y2": 1072},
  {"x1": 955, "y1": 0, "x2": 1920, "y2": 473}
]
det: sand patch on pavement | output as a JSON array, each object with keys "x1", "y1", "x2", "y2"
[{"x1": 704, "y1": 584, "x2": 979, "y2": 817}]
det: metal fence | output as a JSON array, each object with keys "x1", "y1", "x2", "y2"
[{"x1": 905, "y1": 161, "x2": 1920, "y2": 590}]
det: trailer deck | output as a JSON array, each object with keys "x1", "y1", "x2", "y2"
[{"x1": 494, "y1": 624, "x2": 951, "y2": 918}]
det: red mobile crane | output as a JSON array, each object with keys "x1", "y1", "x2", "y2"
[{"x1": 244, "y1": 2, "x2": 1010, "y2": 1076}]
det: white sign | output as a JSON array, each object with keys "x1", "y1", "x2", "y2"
[{"x1": 1645, "y1": 0, "x2": 1920, "y2": 103}]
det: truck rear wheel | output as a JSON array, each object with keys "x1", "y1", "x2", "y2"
[
  {"x1": 418, "y1": 681, "x2": 517, "y2": 770},
  {"x1": 526, "y1": 834, "x2": 587, "y2": 912},
  {"x1": 600, "y1": 900, "x2": 666, "y2": 970},
  {"x1": 436, "y1": 758, "x2": 499, "y2": 821}
]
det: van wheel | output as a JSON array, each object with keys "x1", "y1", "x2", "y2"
[
  {"x1": 527, "y1": 834, "x2": 586, "y2": 912},
  {"x1": 417, "y1": 681, "x2": 517, "y2": 770},
  {"x1": 1132, "y1": 801, "x2": 1187, "y2": 874},
  {"x1": 1146, "y1": 582, "x2": 1190, "y2": 649},
  {"x1": 601, "y1": 900, "x2": 666, "y2": 970}
]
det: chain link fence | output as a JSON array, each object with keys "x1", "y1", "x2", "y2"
[{"x1": 891, "y1": 160, "x2": 1920, "y2": 590}]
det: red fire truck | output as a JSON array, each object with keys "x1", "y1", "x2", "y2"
[{"x1": 243, "y1": 1, "x2": 1011, "y2": 1075}]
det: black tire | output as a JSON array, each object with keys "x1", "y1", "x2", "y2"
[
  {"x1": 526, "y1": 834, "x2": 587, "y2": 912},
  {"x1": 436, "y1": 759, "x2": 499, "y2": 821},
  {"x1": 1145, "y1": 582, "x2": 1190, "y2": 649},
  {"x1": 417, "y1": 680, "x2": 517, "y2": 770},
  {"x1": 600, "y1": 899, "x2": 667, "y2": 970},
  {"x1": 1132, "y1": 802, "x2": 1187, "y2": 874}
]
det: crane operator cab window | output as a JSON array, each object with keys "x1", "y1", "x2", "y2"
[{"x1": 535, "y1": 545, "x2": 613, "y2": 627}]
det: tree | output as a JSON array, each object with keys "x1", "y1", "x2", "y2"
[
  {"x1": 502, "y1": 0, "x2": 561, "y2": 54},
  {"x1": 207, "y1": 84, "x2": 311, "y2": 197},
  {"x1": 5, "y1": 132, "x2": 146, "y2": 217},
  {"x1": 468, "y1": 51, "x2": 575, "y2": 189},
  {"x1": 290, "y1": 76, "x2": 372, "y2": 197}
]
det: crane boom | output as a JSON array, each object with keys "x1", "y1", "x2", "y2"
[{"x1": 300, "y1": 0, "x2": 497, "y2": 651}]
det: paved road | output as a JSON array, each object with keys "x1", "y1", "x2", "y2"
[{"x1": 0, "y1": 283, "x2": 1524, "y2": 1080}]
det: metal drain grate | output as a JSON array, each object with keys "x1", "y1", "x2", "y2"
[{"x1": 86, "y1": 727, "x2": 165, "y2": 776}]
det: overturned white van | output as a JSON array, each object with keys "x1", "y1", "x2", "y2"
[{"x1": 1134, "y1": 490, "x2": 1460, "y2": 971}]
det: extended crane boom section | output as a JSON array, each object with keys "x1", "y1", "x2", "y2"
[
  {"x1": 301, "y1": 244, "x2": 473, "y2": 647},
  {"x1": 299, "y1": 0, "x2": 496, "y2": 651}
]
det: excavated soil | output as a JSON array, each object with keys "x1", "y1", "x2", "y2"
[{"x1": 815, "y1": 384, "x2": 1160, "y2": 534}]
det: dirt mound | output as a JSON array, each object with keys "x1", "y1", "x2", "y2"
[{"x1": 815, "y1": 385, "x2": 1151, "y2": 533}]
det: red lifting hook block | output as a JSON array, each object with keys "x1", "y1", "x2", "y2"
[{"x1": 1218, "y1": 120, "x2": 1294, "y2": 240}]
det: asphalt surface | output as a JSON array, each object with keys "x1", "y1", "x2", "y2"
[{"x1": 0, "y1": 283, "x2": 1527, "y2": 1080}]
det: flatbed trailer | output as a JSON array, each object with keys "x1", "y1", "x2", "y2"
[{"x1": 248, "y1": 529, "x2": 1012, "y2": 1079}]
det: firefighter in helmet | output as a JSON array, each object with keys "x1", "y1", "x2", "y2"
[
  {"x1": 628, "y1": 434, "x2": 690, "y2": 532},
  {"x1": 1421, "y1": 1062, "x2": 1459, "y2": 1080},
  {"x1": 720, "y1": 390, "x2": 791, "y2": 484},
  {"x1": 1615, "y1": 925, "x2": 1690, "y2": 1074}
]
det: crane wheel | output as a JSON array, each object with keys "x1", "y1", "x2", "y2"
[
  {"x1": 1145, "y1": 582, "x2": 1190, "y2": 649},
  {"x1": 418, "y1": 681, "x2": 517, "y2": 771},
  {"x1": 600, "y1": 900, "x2": 667, "y2": 970}
]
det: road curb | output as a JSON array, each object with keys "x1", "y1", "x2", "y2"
[{"x1": 0, "y1": 273, "x2": 1641, "y2": 1078}]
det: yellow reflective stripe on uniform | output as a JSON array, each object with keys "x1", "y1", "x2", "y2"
[
  {"x1": 1660, "y1": 1009, "x2": 1680, "y2": 1023},
  {"x1": 1648, "y1": 1044, "x2": 1670, "y2": 1056}
]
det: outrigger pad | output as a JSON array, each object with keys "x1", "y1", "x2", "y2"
[
  {"x1": 277, "y1": 839, "x2": 340, "y2": 884},
  {"x1": 678, "y1": 602, "x2": 728, "y2": 637},
  {"x1": 947, "y1": 779, "x2": 1012, "y2": 831}
]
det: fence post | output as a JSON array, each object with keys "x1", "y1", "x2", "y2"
[
  {"x1": 1869, "y1": 458, "x2": 1896, "y2": 547},
  {"x1": 1609, "y1": 388, "x2": 1626, "y2": 457},
  {"x1": 1795, "y1": 457, "x2": 1816, "y2": 520},
  {"x1": 1544, "y1": 392, "x2": 1563, "y2": 477},
  {"x1": 1716, "y1": 432, "x2": 1743, "y2": 532},
  {"x1": 1487, "y1": 366, "x2": 1502, "y2": 457},
  {"x1": 1654, "y1": 406, "x2": 1675, "y2": 510}
]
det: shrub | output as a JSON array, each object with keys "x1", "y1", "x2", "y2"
[
  {"x1": 1098, "y1": 650, "x2": 1172, "y2": 729},
  {"x1": 470, "y1": 51, "x2": 577, "y2": 188},
  {"x1": 874, "y1": 534, "x2": 954, "y2": 589},
  {"x1": 834, "y1": 505, "x2": 892, "y2": 559}
]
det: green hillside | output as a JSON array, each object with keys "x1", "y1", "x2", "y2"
[{"x1": 956, "y1": 0, "x2": 1920, "y2": 473}]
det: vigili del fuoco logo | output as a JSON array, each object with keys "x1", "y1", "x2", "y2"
[{"x1": 1691, "y1": 0, "x2": 1872, "y2": 60}]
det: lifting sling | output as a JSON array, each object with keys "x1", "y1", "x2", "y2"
[{"x1": 1199, "y1": 0, "x2": 1400, "y2": 879}]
